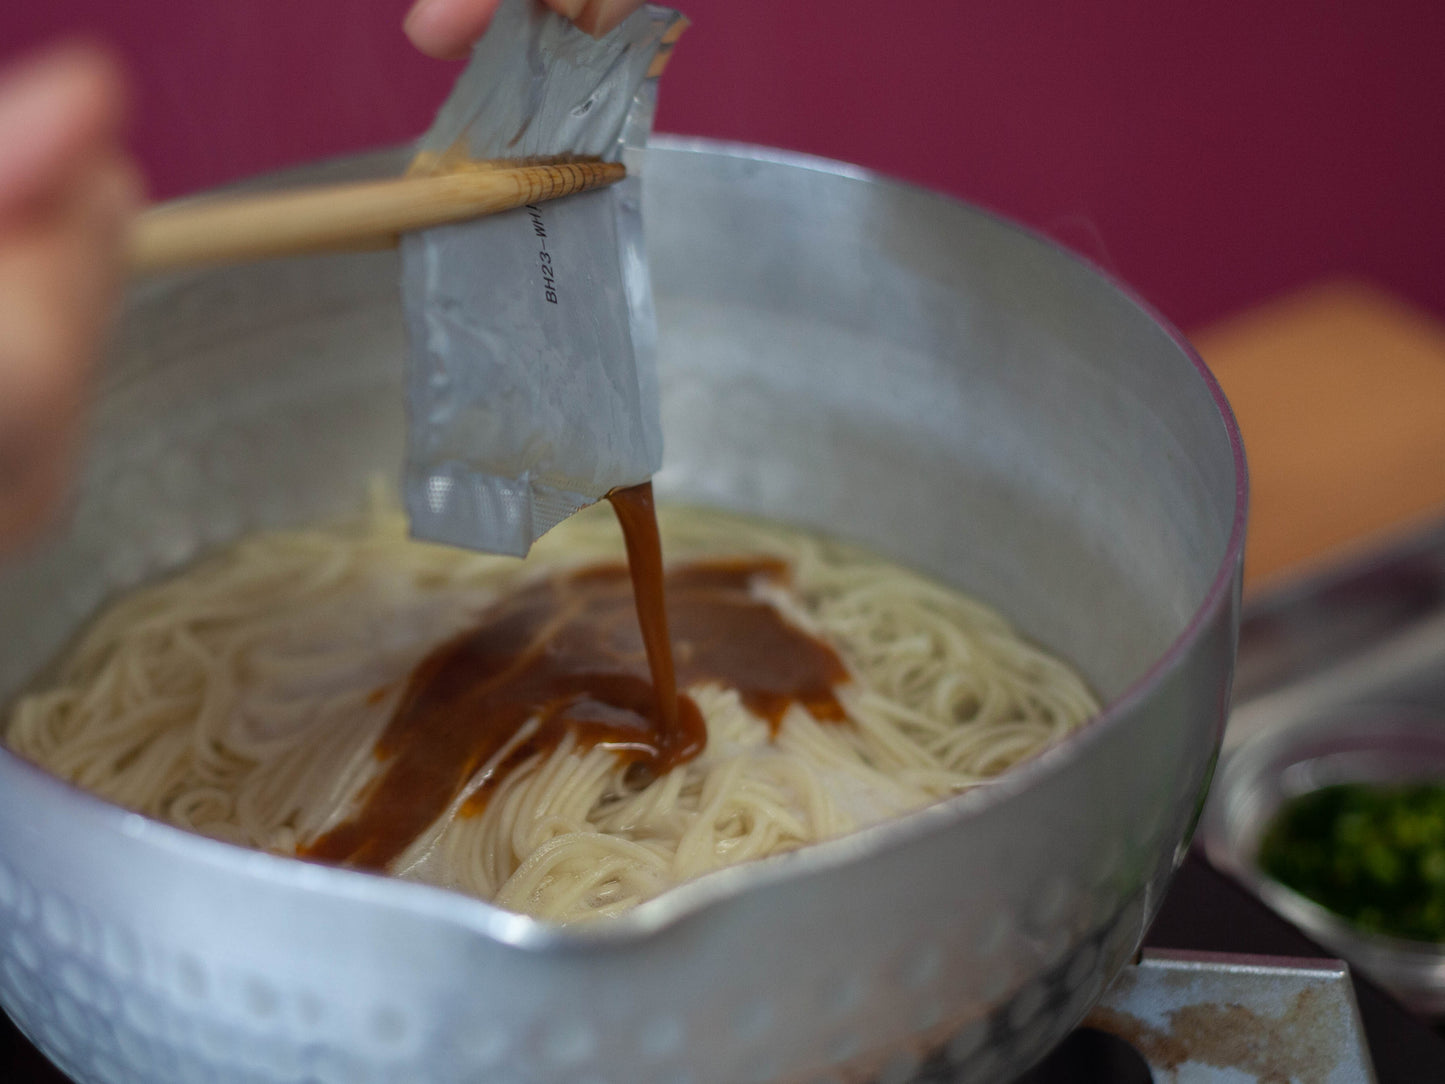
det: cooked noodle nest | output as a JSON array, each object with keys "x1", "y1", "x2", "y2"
[{"x1": 6, "y1": 497, "x2": 1098, "y2": 922}]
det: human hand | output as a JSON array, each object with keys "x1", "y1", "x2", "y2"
[
  {"x1": 405, "y1": 0, "x2": 647, "y2": 59},
  {"x1": 0, "y1": 44, "x2": 140, "y2": 554}
]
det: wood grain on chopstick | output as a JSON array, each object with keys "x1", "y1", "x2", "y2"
[{"x1": 129, "y1": 160, "x2": 625, "y2": 274}]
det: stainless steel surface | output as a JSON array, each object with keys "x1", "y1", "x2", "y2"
[
  {"x1": 1225, "y1": 515, "x2": 1445, "y2": 757},
  {"x1": 1087, "y1": 949, "x2": 1375, "y2": 1083},
  {"x1": 0, "y1": 139, "x2": 1246, "y2": 1083},
  {"x1": 1231, "y1": 517, "x2": 1445, "y2": 711},
  {"x1": 1206, "y1": 513, "x2": 1445, "y2": 1018}
]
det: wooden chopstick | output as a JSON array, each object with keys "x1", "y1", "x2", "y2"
[{"x1": 129, "y1": 160, "x2": 626, "y2": 274}]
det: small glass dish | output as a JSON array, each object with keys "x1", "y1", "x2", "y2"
[{"x1": 1201, "y1": 706, "x2": 1445, "y2": 1016}]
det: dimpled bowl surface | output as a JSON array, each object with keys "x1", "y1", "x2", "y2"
[{"x1": 0, "y1": 139, "x2": 1245, "y2": 1084}]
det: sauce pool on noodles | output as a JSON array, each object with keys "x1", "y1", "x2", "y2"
[{"x1": 301, "y1": 483, "x2": 849, "y2": 871}]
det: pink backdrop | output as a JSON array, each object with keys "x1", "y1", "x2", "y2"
[{"x1": 5, "y1": 1, "x2": 1444, "y2": 329}]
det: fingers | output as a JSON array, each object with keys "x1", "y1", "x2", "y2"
[
  {"x1": 404, "y1": 0, "x2": 504, "y2": 59},
  {"x1": 403, "y1": 0, "x2": 647, "y2": 58},
  {"x1": 0, "y1": 47, "x2": 138, "y2": 555},
  {"x1": 0, "y1": 43, "x2": 129, "y2": 221}
]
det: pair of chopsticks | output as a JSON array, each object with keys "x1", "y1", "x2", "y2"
[{"x1": 128, "y1": 159, "x2": 625, "y2": 274}]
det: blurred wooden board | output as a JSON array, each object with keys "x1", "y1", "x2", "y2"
[{"x1": 1193, "y1": 281, "x2": 1445, "y2": 592}]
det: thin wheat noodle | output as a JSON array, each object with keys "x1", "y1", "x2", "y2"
[{"x1": 6, "y1": 497, "x2": 1098, "y2": 922}]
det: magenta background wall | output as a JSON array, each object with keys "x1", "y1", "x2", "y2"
[{"x1": 5, "y1": 1, "x2": 1444, "y2": 329}]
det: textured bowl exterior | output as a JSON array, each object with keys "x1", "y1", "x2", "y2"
[{"x1": 0, "y1": 140, "x2": 1245, "y2": 1083}]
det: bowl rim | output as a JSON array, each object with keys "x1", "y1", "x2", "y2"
[{"x1": 0, "y1": 135, "x2": 1249, "y2": 949}]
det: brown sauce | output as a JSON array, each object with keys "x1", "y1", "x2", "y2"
[{"x1": 302, "y1": 483, "x2": 849, "y2": 871}]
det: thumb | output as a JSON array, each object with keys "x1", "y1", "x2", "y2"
[
  {"x1": 568, "y1": 0, "x2": 646, "y2": 38},
  {"x1": 0, "y1": 44, "x2": 129, "y2": 221}
]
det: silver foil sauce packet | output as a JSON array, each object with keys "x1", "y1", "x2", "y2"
[{"x1": 400, "y1": 0, "x2": 684, "y2": 556}]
